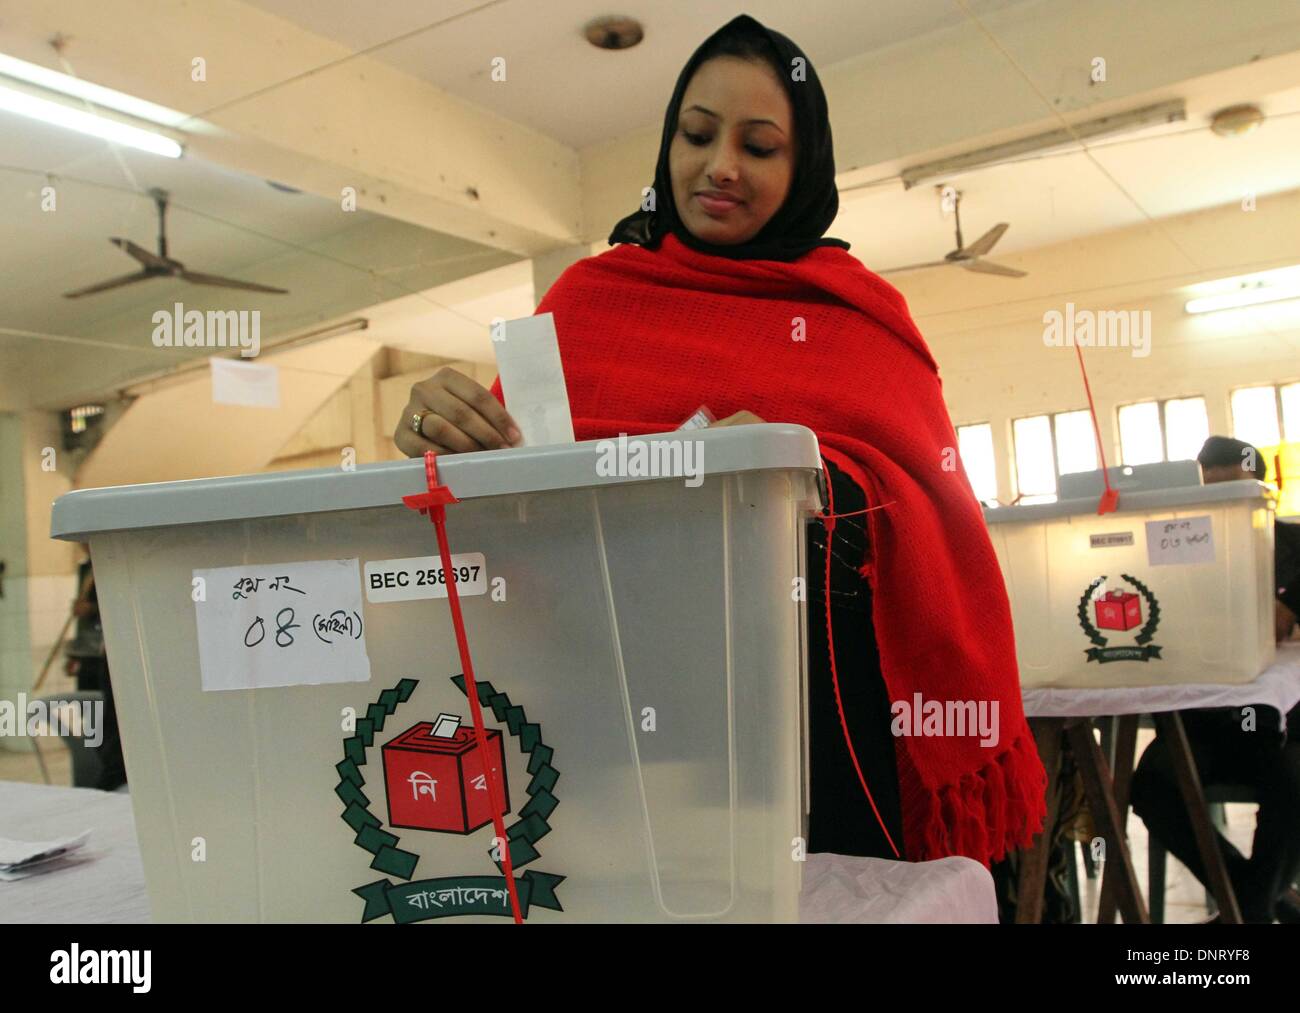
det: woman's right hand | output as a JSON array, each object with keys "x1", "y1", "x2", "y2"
[{"x1": 393, "y1": 366, "x2": 523, "y2": 458}]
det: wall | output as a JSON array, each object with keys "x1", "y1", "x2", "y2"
[
  {"x1": 897, "y1": 189, "x2": 1300, "y2": 502},
  {"x1": 267, "y1": 350, "x2": 498, "y2": 470},
  {"x1": 0, "y1": 410, "x2": 77, "y2": 752}
]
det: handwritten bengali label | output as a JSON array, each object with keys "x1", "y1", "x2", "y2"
[
  {"x1": 1145, "y1": 515, "x2": 1215, "y2": 566},
  {"x1": 193, "y1": 559, "x2": 371, "y2": 691}
]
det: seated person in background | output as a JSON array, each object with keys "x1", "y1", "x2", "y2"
[{"x1": 1130, "y1": 435, "x2": 1300, "y2": 922}]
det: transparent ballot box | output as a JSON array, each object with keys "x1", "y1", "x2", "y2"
[
  {"x1": 984, "y1": 480, "x2": 1275, "y2": 689},
  {"x1": 50, "y1": 424, "x2": 824, "y2": 923}
]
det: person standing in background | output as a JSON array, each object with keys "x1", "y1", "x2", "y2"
[{"x1": 64, "y1": 547, "x2": 127, "y2": 792}]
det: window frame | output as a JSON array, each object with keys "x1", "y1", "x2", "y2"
[
  {"x1": 1229, "y1": 380, "x2": 1300, "y2": 446},
  {"x1": 955, "y1": 420, "x2": 999, "y2": 506},
  {"x1": 1116, "y1": 394, "x2": 1208, "y2": 465},
  {"x1": 1009, "y1": 408, "x2": 1099, "y2": 501}
]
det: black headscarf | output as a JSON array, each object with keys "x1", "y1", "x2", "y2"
[{"x1": 607, "y1": 13, "x2": 850, "y2": 262}]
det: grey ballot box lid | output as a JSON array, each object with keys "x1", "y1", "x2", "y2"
[
  {"x1": 51, "y1": 423, "x2": 824, "y2": 539},
  {"x1": 984, "y1": 478, "x2": 1272, "y2": 524},
  {"x1": 1057, "y1": 460, "x2": 1202, "y2": 500}
]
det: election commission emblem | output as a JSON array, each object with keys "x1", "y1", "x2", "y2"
[
  {"x1": 1077, "y1": 574, "x2": 1163, "y2": 664},
  {"x1": 335, "y1": 676, "x2": 564, "y2": 922}
]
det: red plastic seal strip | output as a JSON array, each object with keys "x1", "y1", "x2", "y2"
[
  {"x1": 1074, "y1": 344, "x2": 1119, "y2": 515},
  {"x1": 402, "y1": 451, "x2": 524, "y2": 924},
  {"x1": 817, "y1": 457, "x2": 901, "y2": 859}
]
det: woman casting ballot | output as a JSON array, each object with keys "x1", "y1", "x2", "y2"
[{"x1": 395, "y1": 14, "x2": 1046, "y2": 868}]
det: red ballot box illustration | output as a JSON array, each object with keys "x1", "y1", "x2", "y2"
[
  {"x1": 1094, "y1": 590, "x2": 1142, "y2": 632},
  {"x1": 382, "y1": 716, "x2": 509, "y2": 834}
]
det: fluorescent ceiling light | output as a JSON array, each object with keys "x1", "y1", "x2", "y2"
[
  {"x1": 0, "y1": 52, "x2": 188, "y2": 127},
  {"x1": 1184, "y1": 265, "x2": 1300, "y2": 314},
  {"x1": 0, "y1": 80, "x2": 182, "y2": 157},
  {"x1": 1185, "y1": 283, "x2": 1300, "y2": 314},
  {"x1": 901, "y1": 100, "x2": 1186, "y2": 189}
]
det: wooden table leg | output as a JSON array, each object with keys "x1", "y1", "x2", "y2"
[
  {"x1": 1016, "y1": 717, "x2": 1065, "y2": 923},
  {"x1": 1097, "y1": 713, "x2": 1140, "y2": 924},
  {"x1": 1151, "y1": 711, "x2": 1243, "y2": 924},
  {"x1": 1067, "y1": 717, "x2": 1149, "y2": 923}
]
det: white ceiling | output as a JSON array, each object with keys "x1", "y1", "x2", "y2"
[
  {"x1": 5, "y1": 0, "x2": 1300, "y2": 411},
  {"x1": 247, "y1": 0, "x2": 1034, "y2": 149},
  {"x1": 835, "y1": 79, "x2": 1300, "y2": 276},
  {"x1": 243, "y1": 0, "x2": 1300, "y2": 276},
  {"x1": 0, "y1": 111, "x2": 519, "y2": 409}
]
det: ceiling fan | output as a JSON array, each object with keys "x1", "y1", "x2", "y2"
[
  {"x1": 880, "y1": 188, "x2": 1027, "y2": 279},
  {"x1": 63, "y1": 188, "x2": 289, "y2": 299}
]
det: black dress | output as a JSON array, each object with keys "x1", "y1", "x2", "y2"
[{"x1": 805, "y1": 457, "x2": 906, "y2": 859}]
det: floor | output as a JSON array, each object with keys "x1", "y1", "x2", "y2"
[
  {"x1": 1, "y1": 736, "x2": 72, "y2": 788},
  {"x1": 1, "y1": 669, "x2": 76, "y2": 787}
]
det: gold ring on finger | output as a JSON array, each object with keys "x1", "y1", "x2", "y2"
[{"x1": 411, "y1": 409, "x2": 434, "y2": 436}]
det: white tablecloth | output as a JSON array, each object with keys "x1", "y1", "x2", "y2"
[
  {"x1": 1022, "y1": 642, "x2": 1300, "y2": 719},
  {"x1": 1, "y1": 781, "x2": 150, "y2": 924},
  {"x1": 799, "y1": 853, "x2": 997, "y2": 923},
  {"x1": 0, "y1": 782, "x2": 995, "y2": 923}
]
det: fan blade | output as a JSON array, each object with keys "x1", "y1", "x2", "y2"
[
  {"x1": 877, "y1": 259, "x2": 953, "y2": 275},
  {"x1": 178, "y1": 270, "x2": 289, "y2": 294},
  {"x1": 63, "y1": 270, "x2": 154, "y2": 299},
  {"x1": 961, "y1": 223, "x2": 1010, "y2": 258},
  {"x1": 111, "y1": 238, "x2": 170, "y2": 270},
  {"x1": 962, "y1": 258, "x2": 1027, "y2": 278}
]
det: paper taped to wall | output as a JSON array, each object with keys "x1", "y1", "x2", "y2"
[
  {"x1": 210, "y1": 358, "x2": 280, "y2": 408},
  {"x1": 494, "y1": 313, "x2": 575, "y2": 447}
]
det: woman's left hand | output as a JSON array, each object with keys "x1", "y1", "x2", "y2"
[{"x1": 712, "y1": 410, "x2": 766, "y2": 427}]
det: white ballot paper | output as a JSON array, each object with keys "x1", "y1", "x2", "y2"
[
  {"x1": 211, "y1": 358, "x2": 280, "y2": 408},
  {"x1": 193, "y1": 558, "x2": 371, "y2": 691},
  {"x1": 494, "y1": 313, "x2": 575, "y2": 446}
]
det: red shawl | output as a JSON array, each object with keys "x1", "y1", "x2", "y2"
[{"x1": 489, "y1": 232, "x2": 1046, "y2": 866}]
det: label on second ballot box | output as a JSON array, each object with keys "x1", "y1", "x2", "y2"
[
  {"x1": 363, "y1": 553, "x2": 488, "y2": 603},
  {"x1": 1145, "y1": 515, "x2": 1215, "y2": 566}
]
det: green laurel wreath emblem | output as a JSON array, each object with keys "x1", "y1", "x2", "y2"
[
  {"x1": 1077, "y1": 573, "x2": 1163, "y2": 664},
  {"x1": 1077, "y1": 576, "x2": 1109, "y2": 648},
  {"x1": 1122, "y1": 573, "x2": 1161, "y2": 646},
  {"x1": 335, "y1": 676, "x2": 565, "y2": 922}
]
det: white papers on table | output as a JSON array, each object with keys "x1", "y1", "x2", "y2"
[{"x1": 0, "y1": 830, "x2": 92, "y2": 881}]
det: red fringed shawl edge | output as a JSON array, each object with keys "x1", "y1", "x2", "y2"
[{"x1": 817, "y1": 444, "x2": 1048, "y2": 866}]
